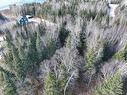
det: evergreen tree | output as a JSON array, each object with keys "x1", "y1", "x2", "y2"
[
  {"x1": 77, "y1": 22, "x2": 87, "y2": 56},
  {"x1": 114, "y1": 45, "x2": 127, "y2": 61},
  {"x1": 17, "y1": 45, "x2": 28, "y2": 79},
  {"x1": 27, "y1": 32, "x2": 39, "y2": 72},
  {"x1": 58, "y1": 24, "x2": 69, "y2": 47},
  {"x1": 44, "y1": 72, "x2": 56, "y2": 95},
  {"x1": 0, "y1": 66, "x2": 18, "y2": 95},
  {"x1": 36, "y1": 31, "x2": 43, "y2": 60},
  {"x1": 85, "y1": 49, "x2": 95, "y2": 71},
  {"x1": 66, "y1": 34, "x2": 71, "y2": 49},
  {"x1": 44, "y1": 63, "x2": 70, "y2": 95},
  {"x1": 11, "y1": 44, "x2": 22, "y2": 78},
  {"x1": 92, "y1": 72, "x2": 123, "y2": 95},
  {"x1": 4, "y1": 32, "x2": 14, "y2": 70},
  {"x1": 44, "y1": 38, "x2": 57, "y2": 59}
]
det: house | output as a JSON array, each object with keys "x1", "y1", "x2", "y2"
[
  {"x1": 16, "y1": 15, "x2": 33, "y2": 25},
  {"x1": 26, "y1": 15, "x2": 33, "y2": 22},
  {"x1": 107, "y1": 4, "x2": 119, "y2": 17},
  {"x1": 17, "y1": 15, "x2": 28, "y2": 25},
  {"x1": 107, "y1": 0, "x2": 119, "y2": 17}
]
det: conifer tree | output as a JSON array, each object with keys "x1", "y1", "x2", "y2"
[
  {"x1": 4, "y1": 32, "x2": 14, "y2": 70},
  {"x1": 58, "y1": 23, "x2": 69, "y2": 47},
  {"x1": 27, "y1": 32, "x2": 39, "y2": 72},
  {"x1": 36, "y1": 31, "x2": 43, "y2": 60},
  {"x1": 17, "y1": 45, "x2": 28, "y2": 78},
  {"x1": 44, "y1": 38, "x2": 57, "y2": 59},
  {"x1": 44, "y1": 63, "x2": 71, "y2": 95},
  {"x1": 11, "y1": 44, "x2": 22, "y2": 78},
  {"x1": 92, "y1": 72, "x2": 123, "y2": 95},
  {"x1": 44, "y1": 72, "x2": 56, "y2": 95},
  {"x1": 0, "y1": 66, "x2": 18, "y2": 95}
]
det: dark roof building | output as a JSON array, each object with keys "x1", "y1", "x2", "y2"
[{"x1": 17, "y1": 15, "x2": 28, "y2": 25}]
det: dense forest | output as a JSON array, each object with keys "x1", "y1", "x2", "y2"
[{"x1": 0, "y1": 0, "x2": 127, "y2": 95}]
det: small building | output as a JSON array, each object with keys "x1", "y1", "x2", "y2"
[
  {"x1": 107, "y1": 0, "x2": 119, "y2": 17},
  {"x1": 107, "y1": 4, "x2": 119, "y2": 17},
  {"x1": 17, "y1": 15, "x2": 33, "y2": 25},
  {"x1": 0, "y1": 36, "x2": 4, "y2": 42},
  {"x1": 17, "y1": 15, "x2": 28, "y2": 25}
]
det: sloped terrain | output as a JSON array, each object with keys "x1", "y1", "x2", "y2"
[
  {"x1": 0, "y1": 0, "x2": 127, "y2": 95},
  {"x1": 0, "y1": 13, "x2": 8, "y2": 25}
]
